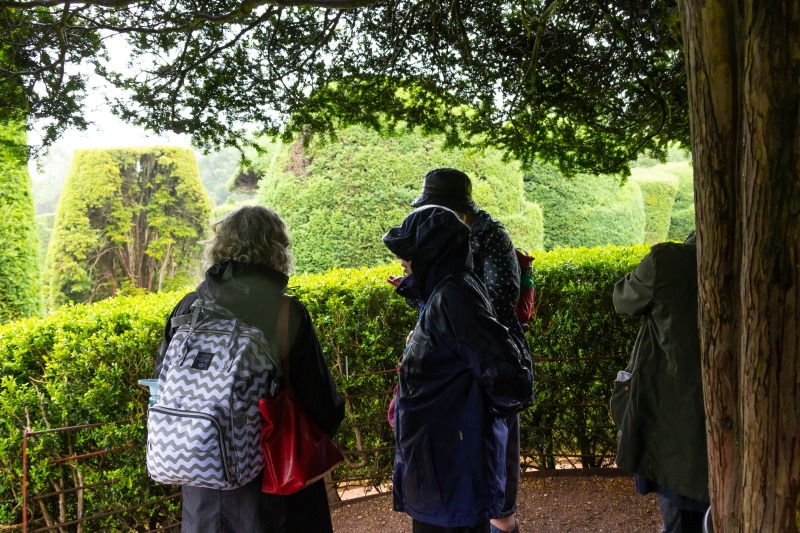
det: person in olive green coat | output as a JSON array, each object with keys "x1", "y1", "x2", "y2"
[{"x1": 610, "y1": 232, "x2": 709, "y2": 533}]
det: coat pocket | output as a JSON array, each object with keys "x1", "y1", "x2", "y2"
[
  {"x1": 609, "y1": 370, "x2": 632, "y2": 430},
  {"x1": 403, "y1": 426, "x2": 443, "y2": 509}
]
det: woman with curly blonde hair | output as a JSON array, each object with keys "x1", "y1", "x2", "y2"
[
  {"x1": 204, "y1": 205, "x2": 295, "y2": 273},
  {"x1": 155, "y1": 205, "x2": 344, "y2": 533}
]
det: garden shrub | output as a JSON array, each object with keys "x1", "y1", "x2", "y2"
[
  {"x1": 255, "y1": 126, "x2": 544, "y2": 273},
  {"x1": 44, "y1": 147, "x2": 211, "y2": 309},
  {"x1": 0, "y1": 245, "x2": 651, "y2": 526},
  {"x1": 0, "y1": 122, "x2": 42, "y2": 323},
  {"x1": 0, "y1": 290, "x2": 183, "y2": 528},
  {"x1": 524, "y1": 161, "x2": 646, "y2": 250},
  {"x1": 631, "y1": 168, "x2": 679, "y2": 243}
]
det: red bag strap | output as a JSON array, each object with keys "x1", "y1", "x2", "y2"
[{"x1": 277, "y1": 295, "x2": 293, "y2": 391}]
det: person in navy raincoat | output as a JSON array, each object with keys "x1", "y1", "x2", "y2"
[{"x1": 383, "y1": 206, "x2": 533, "y2": 533}]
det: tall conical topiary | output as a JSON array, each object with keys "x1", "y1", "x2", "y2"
[
  {"x1": 0, "y1": 122, "x2": 42, "y2": 322},
  {"x1": 44, "y1": 146, "x2": 210, "y2": 308}
]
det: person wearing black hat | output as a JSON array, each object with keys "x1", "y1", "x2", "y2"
[
  {"x1": 406, "y1": 169, "x2": 523, "y2": 338},
  {"x1": 383, "y1": 205, "x2": 533, "y2": 533},
  {"x1": 403, "y1": 168, "x2": 531, "y2": 533}
]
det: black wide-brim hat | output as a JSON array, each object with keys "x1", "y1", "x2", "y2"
[{"x1": 410, "y1": 168, "x2": 479, "y2": 215}]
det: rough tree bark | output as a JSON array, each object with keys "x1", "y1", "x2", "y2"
[{"x1": 679, "y1": 1, "x2": 800, "y2": 531}]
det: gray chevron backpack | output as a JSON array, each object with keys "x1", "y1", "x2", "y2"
[{"x1": 146, "y1": 297, "x2": 288, "y2": 489}]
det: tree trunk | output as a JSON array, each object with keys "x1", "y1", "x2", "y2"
[{"x1": 679, "y1": 1, "x2": 800, "y2": 531}]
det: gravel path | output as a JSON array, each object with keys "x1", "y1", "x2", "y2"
[{"x1": 331, "y1": 473, "x2": 662, "y2": 532}]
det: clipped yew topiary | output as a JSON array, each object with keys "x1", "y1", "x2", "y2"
[
  {"x1": 524, "y1": 161, "x2": 646, "y2": 250},
  {"x1": 0, "y1": 122, "x2": 42, "y2": 323},
  {"x1": 631, "y1": 168, "x2": 679, "y2": 243},
  {"x1": 255, "y1": 126, "x2": 544, "y2": 273},
  {"x1": 662, "y1": 162, "x2": 696, "y2": 240},
  {"x1": 44, "y1": 147, "x2": 211, "y2": 309}
]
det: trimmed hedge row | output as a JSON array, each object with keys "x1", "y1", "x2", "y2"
[{"x1": 0, "y1": 245, "x2": 649, "y2": 527}]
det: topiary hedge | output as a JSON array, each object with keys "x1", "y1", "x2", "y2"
[
  {"x1": 0, "y1": 122, "x2": 42, "y2": 324},
  {"x1": 0, "y1": 246, "x2": 649, "y2": 527},
  {"x1": 524, "y1": 161, "x2": 646, "y2": 250},
  {"x1": 44, "y1": 146, "x2": 211, "y2": 310},
  {"x1": 661, "y1": 162, "x2": 696, "y2": 240},
  {"x1": 256, "y1": 126, "x2": 544, "y2": 273},
  {"x1": 631, "y1": 168, "x2": 679, "y2": 243}
]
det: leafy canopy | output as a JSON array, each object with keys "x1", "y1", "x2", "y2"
[{"x1": 2, "y1": 1, "x2": 687, "y2": 175}]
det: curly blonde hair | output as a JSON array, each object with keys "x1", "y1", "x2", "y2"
[{"x1": 204, "y1": 206, "x2": 294, "y2": 274}]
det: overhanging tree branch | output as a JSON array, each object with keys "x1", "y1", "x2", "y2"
[{"x1": 0, "y1": 0, "x2": 383, "y2": 9}]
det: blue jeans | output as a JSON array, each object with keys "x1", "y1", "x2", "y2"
[{"x1": 656, "y1": 493, "x2": 706, "y2": 533}]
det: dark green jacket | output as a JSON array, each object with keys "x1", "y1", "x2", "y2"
[{"x1": 610, "y1": 236, "x2": 709, "y2": 503}]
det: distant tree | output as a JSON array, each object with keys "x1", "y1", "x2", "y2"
[
  {"x1": 256, "y1": 126, "x2": 543, "y2": 273},
  {"x1": 524, "y1": 162, "x2": 644, "y2": 250},
  {"x1": 44, "y1": 147, "x2": 210, "y2": 308},
  {"x1": 0, "y1": 122, "x2": 42, "y2": 322}
]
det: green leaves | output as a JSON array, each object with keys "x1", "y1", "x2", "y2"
[{"x1": 5, "y1": 1, "x2": 686, "y2": 176}]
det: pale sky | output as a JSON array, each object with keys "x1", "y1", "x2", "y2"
[{"x1": 28, "y1": 34, "x2": 194, "y2": 179}]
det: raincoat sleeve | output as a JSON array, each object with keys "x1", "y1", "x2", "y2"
[
  {"x1": 443, "y1": 288, "x2": 534, "y2": 417},
  {"x1": 613, "y1": 247, "x2": 657, "y2": 317}
]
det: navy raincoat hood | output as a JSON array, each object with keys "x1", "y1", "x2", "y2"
[{"x1": 383, "y1": 205, "x2": 473, "y2": 302}]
